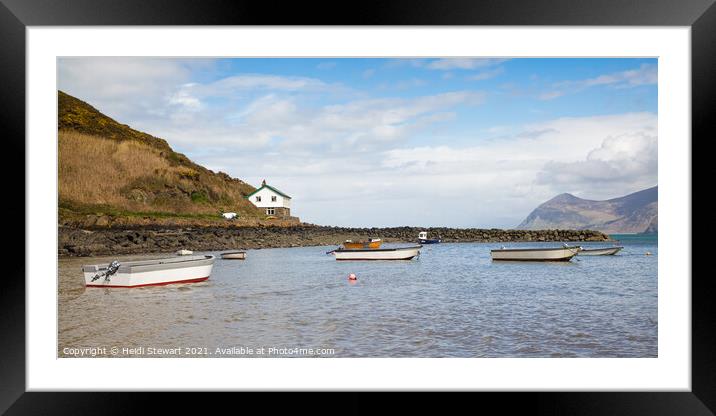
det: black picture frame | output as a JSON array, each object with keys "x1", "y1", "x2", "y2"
[{"x1": 1, "y1": 0, "x2": 709, "y2": 413}]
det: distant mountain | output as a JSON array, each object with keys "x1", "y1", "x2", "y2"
[{"x1": 517, "y1": 187, "x2": 657, "y2": 234}]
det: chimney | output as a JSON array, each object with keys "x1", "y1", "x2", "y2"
[{"x1": 262, "y1": 179, "x2": 266, "y2": 186}]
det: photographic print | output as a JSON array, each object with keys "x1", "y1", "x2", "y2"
[{"x1": 57, "y1": 57, "x2": 658, "y2": 359}]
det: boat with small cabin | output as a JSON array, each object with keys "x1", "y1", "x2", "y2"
[
  {"x1": 577, "y1": 246, "x2": 624, "y2": 256},
  {"x1": 490, "y1": 245, "x2": 581, "y2": 262},
  {"x1": 343, "y1": 238, "x2": 382, "y2": 249},
  {"x1": 332, "y1": 245, "x2": 421, "y2": 261},
  {"x1": 418, "y1": 231, "x2": 441, "y2": 244},
  {"x1": 83, "y1": 255, "x2": 215, "y2": 288},
  {"x1": 221, "y1": 251, "x2": 247, "y2": 260}
]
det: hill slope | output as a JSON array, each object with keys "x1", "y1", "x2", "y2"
[
  {"x1": 517, "y1": 187, "x2": 657, "y2": 234},
  {"x1": 58, "y1": 91, "x2": 262, "y2": 224}
]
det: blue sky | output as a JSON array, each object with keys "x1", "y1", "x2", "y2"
[{"x1": 58, "y1": 58, "x2": 657, "y2": 227}]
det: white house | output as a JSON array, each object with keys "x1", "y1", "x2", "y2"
[{"x1": 245, "y1": 180, "x2": 292, "y2": 218}]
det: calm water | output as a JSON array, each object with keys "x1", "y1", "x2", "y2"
[{"x1": 58, "y1": 236, "x2": 657, "y2": 358}]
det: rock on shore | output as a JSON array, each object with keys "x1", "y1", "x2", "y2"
[{"x1": 58, "y1": 225, "x2": 610, "y2": 257}]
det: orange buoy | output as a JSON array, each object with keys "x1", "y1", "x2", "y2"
[{"x1": 348, "y1": 273, "x2": 357, "y2": 281}]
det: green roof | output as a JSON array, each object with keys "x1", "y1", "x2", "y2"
[{"x1": 245, "y1": 183, "x2": 291, "y2": 199}]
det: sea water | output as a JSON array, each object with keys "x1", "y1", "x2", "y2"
[{"x1": 58, "y1": 235, "x2": 657, "y2": 358}]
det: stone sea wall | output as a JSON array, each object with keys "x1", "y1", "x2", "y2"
[{"x1": 58, "y1": 225, "x2": 610, "y2": 257}]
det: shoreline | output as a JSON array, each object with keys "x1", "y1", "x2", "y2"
[{"x1": 58, "y1": 225, "x2": 611, "y2": 257}]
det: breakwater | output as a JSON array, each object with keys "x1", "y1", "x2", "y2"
[{"x1": 58, "y1": 225, "x2": 610, "y2": 257}]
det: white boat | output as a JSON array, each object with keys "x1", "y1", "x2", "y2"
[
  {"x1": 83, "y1": 255, "x2": 214, "y2": 288},
  {"x1": 176, "y1": 249, "x2": 193, "y2": 256},
  {"x1": 333, "y1": 246, "x2": 421, "y2": 261},
  {"x1": 577, "y1": 246, "x2": 624, "y2": 256},
  {"x1": 221, "y1": 251, "x2": 246, "y2": 260},
  {"x1": 491, "y1": 245, "x2": 581, "y2": 262}
]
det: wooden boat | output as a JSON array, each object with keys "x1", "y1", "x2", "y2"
[
  {"x1": 221, "y1": 251, "x2": 246, "y2": 260},
  {"x1": 418, "y1": 231, "x2": 441, "y2": 244},
  {"x1": 490, "y1": 245, "x2": 581, "y2": 262},
  {"x1": 83, "y1": 255, "x2": 214, "y2": 288},
  {"x1": 333, "y1": 246, "x2": 421, "y2": 261},
  {"x1": 576, "y1": 246, "x2": 624, "y2": 256},
  {"x1": 176, "y1": 249, "x2": 193, "y2": 256},
  {"x1": 343, "y1": 238, "x2": 382, "y2": 249}
]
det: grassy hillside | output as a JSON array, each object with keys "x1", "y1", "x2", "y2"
[{"x1": 58, "y1": 91, "x2": 262, "y2": 224}]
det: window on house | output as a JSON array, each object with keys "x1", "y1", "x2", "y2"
[
  {"x1": 271, "y1": 196, "x2": 277, "y2": 202},
  {"x1": 255, "y1": 196, "x2": 261, "y2": 202},
  {"x1": 266, "y1": 208, "x2": 275, "y2": 215}
]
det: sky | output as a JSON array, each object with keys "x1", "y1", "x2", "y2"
[{"x1": 57, "y1": 57, "x2": 657, "y2": 228}]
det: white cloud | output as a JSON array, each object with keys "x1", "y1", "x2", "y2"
[
  {"x1": 467, "y1": 67, "x2": 504, "y2": 81},
  {"x1": 164, "y1": 75, "x2": 333, "y2": 112},
  {"x1": 121, "y1": 89, "x2": 486, "y2": 175},
  {"x1": 58, "y1": 57, "x2": 197, "y2": 121},
  {"x1": 167, "y1": 83, "x2": 204, "y2": 111},
  {"x1": 576, "y1": 64, "x2": 657, "y2": 88},
  {"x1": 166, "y1": 90, "x2": 484, "y2": 152},
  {"x1": 385, "y1": 113, "x2": 655, "y2": 166},
  {"x1": 205, "y1": 74, "x2": 329, "y2": 92},
  {"x1": 425, "y1": 58, "x2": 508, "y2": 70},
  {"x1": 199, "y1": 112, "x2": 656, "y2": 228},
  {"x1": 540, "y1": 63, "x2": 657, "y2": 100},
  {"x1": 374, "y1": 112, "x2": 657, "y2": 226},
  {"x1": 537, "y1": 132, "x2": 657, "y2": 191},
  {"x1": 391, "y1": 58, "x2": 508, "y2": 84},
  {"x1": 58, "y1": 58, "x2": 333, "y2": 122}
]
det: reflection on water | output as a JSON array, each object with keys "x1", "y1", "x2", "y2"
[{"x1": 58, "y1": 240, "x2": 657, "y2": 358}]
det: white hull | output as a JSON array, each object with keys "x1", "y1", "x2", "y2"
[
  {"x1": 83, "y1": 255, "x2": 214, "y2": 288},
  {"x1": 221, "y1": 251, "x2": 246, "y2": 260},
  {"x1": 333, "y1": 246, "x2": 421, "y2": 260},
  {"x1": 491, "y1": 247, "x2": 580, "y2": 261},
  {"x1": 577, "y1": 246, "x2": 623, "y2": 256}
]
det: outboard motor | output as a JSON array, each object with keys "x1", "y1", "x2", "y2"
[{"x1": 91, "y1": 260, "x2": 121, "y2": 282}]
